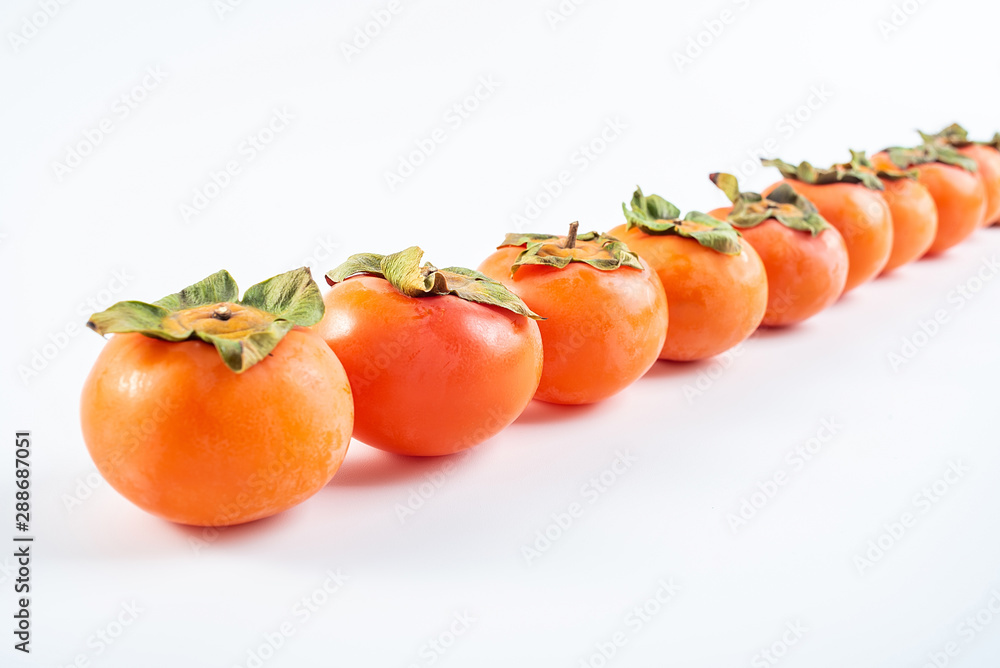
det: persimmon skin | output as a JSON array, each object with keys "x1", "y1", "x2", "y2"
[
  {"x1": 605, "y1": 225, "x2": 766, "y2": 361},
  {"x1": 764, "y1": 180, "x2": 893, "y2": 293},
  {"x1": 876, "y1": 177, "x2": 938, "y2": 273},
  {"x1": 956, "y1": 144, "x2": 1000, "y2": 226},
  {"x1": 477, "y1": 250, "x2": 667, "y2": 404},
  {"x1": 315, "y1": 276, "x2": 542, "y2": 455},
  {"x1": 871, "y1": 152, "x2": 985, "y2": 254},
  {"x1": 80, "y1": 329, "x2": 353, "y2": 527},
  {"x1": 707, "y1": 207, "x2": 848, "y2": 327}
]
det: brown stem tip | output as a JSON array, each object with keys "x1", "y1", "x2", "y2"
[
  {"x1": 213, "y1": 304, "x2": 233, "y2": 321},
  {"x1": 564, "y1": 221, "x2": 579, "y2": 249}
]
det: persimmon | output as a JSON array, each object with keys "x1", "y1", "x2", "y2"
[
  {"x1": 477, "y1": 223, "x2": 667, "y2": 404},
  {"x1": 707, "y1": 173, "x2": 848, "y2": 327},
  {"x1": 836, "y1": 150, "x2": 938, "y2": 273},
  {"x1": 81, "y1": 268, "x2": 353, "y2": 527},
  {"x1": 608, "y1": 189, "x2": 767, "y2": 361},
  {"x1": 763, "y1": 156, "x2": 893, "y2": 292},
  {"x1": 316, "y1": 247, "x2": 543, "y2": 455},
  {"x1": 870, "y1": 143, "x2": 985, "y2": 254},
  {"x1": 920, "y1": 124, "x2": 1000, "y2": 226}
]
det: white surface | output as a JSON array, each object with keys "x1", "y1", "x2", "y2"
[{"x1": 3, "y1": 0, "x2": 1000, "y2": 666}]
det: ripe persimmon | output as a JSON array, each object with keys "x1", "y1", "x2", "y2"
[
  {"x1": 837, "y1": 150, "x2": 938, "y2": 274},
  {"x1": 477, "y1": 223, "x2": 667, "y2": 404},
  {"x1": 707, "y1": 173, "x2": 848, "y2": 327},
  {"x1": 316, "y1": 247, "x2": 543, "y2": 455},
  {"x1": 870, "y1": 143, "x2": 985, "y2": 254},
  {"x1": 608, "y1": 188, "x2": 767, "y2": 361},
  {"x1": 81, "y1": 268, "x2": 353, "y2": 527},
  {"x1": 920, "y1": 124, "x2": 1000, "y2": 227},
  {"x1": 763, "y1": 156, "x2": 893, "y2": 293}
]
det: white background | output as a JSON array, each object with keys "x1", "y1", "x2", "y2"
[{"x1": 3, "y1": 0, "x2": 1000, "y2": 666}]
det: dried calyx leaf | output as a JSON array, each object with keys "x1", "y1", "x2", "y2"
[
  {"x1": 87, "y1": 267, "x2": 325, "y2": 373},
  {"x1": 921, "y1": 123, "x2": 1000, "y2": 153},
  {"x1": 847, "y1": 149, "x2": 918, "y2": 181},
  {"x1": 498, "y1": 221, "x2": 644, "y2": 274},
  {"x1": 327, "y1": 246, "x2": 542, "y2": 319},
  {"x1": 708, "y1": 173, "x2": 831, "y2": 237},
  {"x1": 762, "y1": 155, "x2": 885, "y2": 190},
  {"x1": 621, "y1": 186, "x2": 742, "y2": 255},
  {"x1": 880, "y1": 141, "x2": 979, "y2": 173}
]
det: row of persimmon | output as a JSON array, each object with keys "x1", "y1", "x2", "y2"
[{"x1": 78, "y1": 123, "x2": 999, "y2": 527}]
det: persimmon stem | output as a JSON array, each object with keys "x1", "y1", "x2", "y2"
[
  {"x1": 565, "y1": 221, "x2": 579, "y2": 249},
  {"x1": 213, "y1": 305, "x2": 232, "y2": 321}
]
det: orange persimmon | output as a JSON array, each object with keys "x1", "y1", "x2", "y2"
[
  {"x1": 836, "y1": 150, "x2": 938, "y2": 273},
  {"x1": 920, "y1": 124, "x2": 1000, "y2": 227},
  {"x1": 870, "y1": 144, "x2": 986, "y2": 254},
  {"x1": 608, "y1": 188, "x2": 767, "y2": 361},
  {"x1": 478, "y1": 224, "x2": 667, "y2": 404},
  {"x1": 316, "y1": 247, "x2": 543, "y2": 455},
  {"x1": 763, "y1": 156, "x2": 893, "y2": 292},
  {"x1": 81, "y1": 268, "x2": 353, "y2": 527},
  {"x1": 707, "y1": 173, "x2": 848, "y2": 327}
]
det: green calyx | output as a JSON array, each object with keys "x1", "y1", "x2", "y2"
[
  {"x1": 762, "y1": 155, "x2": 885, "y2": 191},
  {"x1": 708, "y1": 173, "x2": 831, "y2": 237},
  {"x1": 326, "y1": 246, "x2": 542, "y2": 319},
  {"x1": 881, "y1": 142, "x2": 978, "y2": 173},
  {"x1": 87, "y1": 268, "x2": 325, "y2": 373},
  {"x1": 621, "y1": 186, "x2": 741, "y2": 255},
  {"x1": 498, "y1": 221, "x2": 644, "y2": 274},
  {"x1": 847, "y1": 149, "x2": 917, "y2": 182},
  {"x1": 920, "y1": 123, "x2": 973, "y2": 147},
  {"x1": 921, "y1": 123, "x2": 1000, "y2": 153}
]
